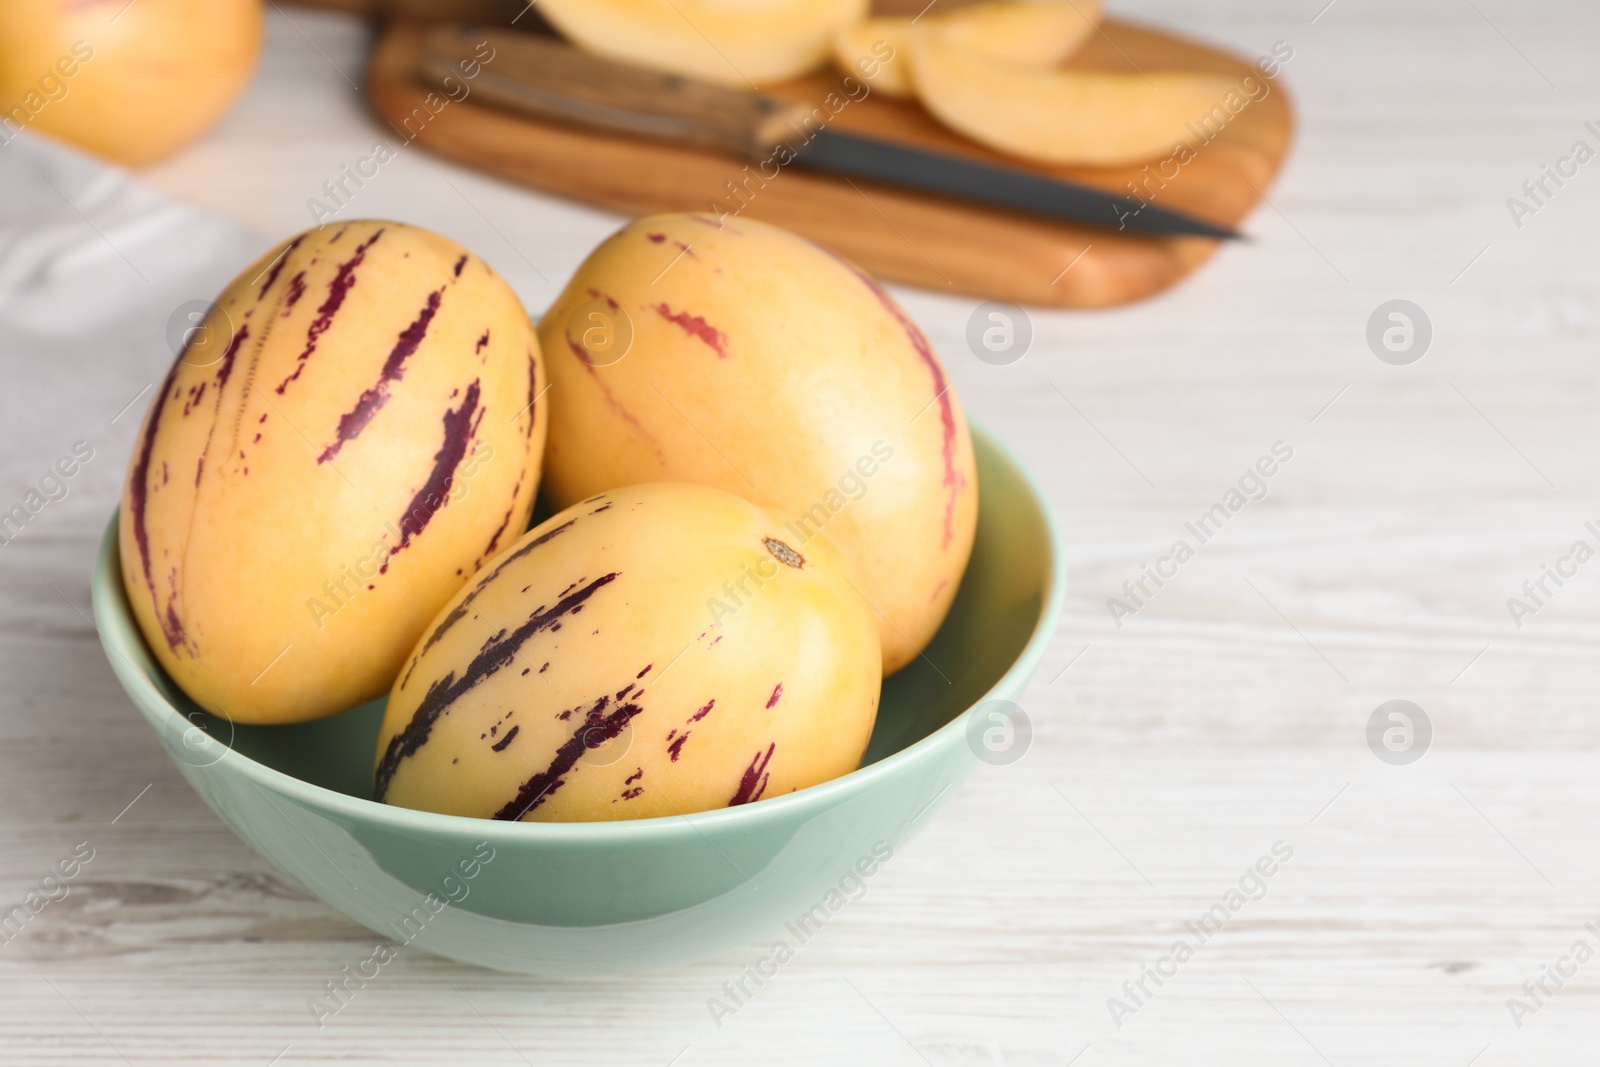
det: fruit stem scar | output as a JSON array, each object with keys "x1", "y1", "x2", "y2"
[{"x1": 763, "y1": 537, "x2": 803, "y2": 568}]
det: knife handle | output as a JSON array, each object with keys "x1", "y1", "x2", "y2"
[{"x1": 423, "y1": 26, "x2": 815, "y2": 162}]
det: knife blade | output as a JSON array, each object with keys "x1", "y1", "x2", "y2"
[
  {"x1": 797, "y1": 128, "x2": 1238, "y2": 239},
  {"x1": 422, "y1": 26, "x2": 1240, "y2": 241}
]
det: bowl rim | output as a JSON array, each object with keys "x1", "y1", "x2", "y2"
[{"x1": 93, "y1": 420, "x2": 1065, "y2": 843}]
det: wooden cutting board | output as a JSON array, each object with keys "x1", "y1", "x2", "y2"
[{"x1": 362, "y1": 17, "x2": 1293, "y2": 308}]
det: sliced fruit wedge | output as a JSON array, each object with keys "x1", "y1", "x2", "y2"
[
  {"x1": 935, "y1": 0, "x2": 1101, "y2": 66},
  {"x1": 834, "y1": 1, "x2": 1101, "y2": 99},
  {"x1": 539, "y1": 0, "x2": 868, "y2": 86},
  {"x1": 909, "y1": 29, "x2": 1238, "y2": 166},
  {"x1": 832, "y1": 16, "x2": 916, "y2": 97}
]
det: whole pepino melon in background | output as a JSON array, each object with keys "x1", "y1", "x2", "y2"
[{"x1": 0, "y1": 0, "x2": 263, "y2": 166}]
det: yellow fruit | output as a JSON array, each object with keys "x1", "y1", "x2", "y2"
[
  {"x1": 909, "y1": 27, "x2": 1235, "y2": 165},
  {"x1": 935, "y1": 0, "x2": 1100, "y2": 67},
  {"x1": 536, "y1": 214, "x2": 977, "y2": 676},
  {"x1": 375, "y1": 482, "x2": 881, "y2": 822},
  {"x1": 0, "y1": 0, "x2": 262, "y2": 167},
  {"x1": 537, "y1": 0, "x2": 868, "y2": 86},
  {"x1": 834, "y1": 2, "x2": 1099, "y2": 99},
  {"x1": 832, "y1": 18, "x2": 915, "y2": 98},
  {"x1": 120, "y1": 220, "x2": 546, "y2": 724}
]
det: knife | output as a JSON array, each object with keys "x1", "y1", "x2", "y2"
[{"x1": 420, "y1": 26, "x2": 1241, "y2": 241}]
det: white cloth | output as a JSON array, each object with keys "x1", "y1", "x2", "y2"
[{"x1": 0, "y1": 132, "x2": 265, "y2": 510}]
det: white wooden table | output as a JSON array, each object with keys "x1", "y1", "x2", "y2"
[{"x1": 3, "y1": 2, "x2": 1598, "y2": 1063}]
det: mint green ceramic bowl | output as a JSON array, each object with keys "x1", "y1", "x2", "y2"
[{"x1": 92, "y1": 424, "x2": 1062, "y2": 975}]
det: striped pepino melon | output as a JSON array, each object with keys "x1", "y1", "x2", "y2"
[
  {"x1": 374, "y1": 481, "x2": 881, "y2": 821},
  {"x1": 536, "y1": 213, "x2": 978, "y2": 675},
  {"x1": 119, "y1": 220, "x2": 546, "y2": 724}
]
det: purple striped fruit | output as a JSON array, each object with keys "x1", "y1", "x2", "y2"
[
  {"x1": 536, "y1": 213, "x2": 978, "y2": 675},
  {"x1": 119, "y1": 220, "x2": 546, "y2": 724},
  {"x1": 374, "y1": 482, "x2": 882, "y2": 822}
]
